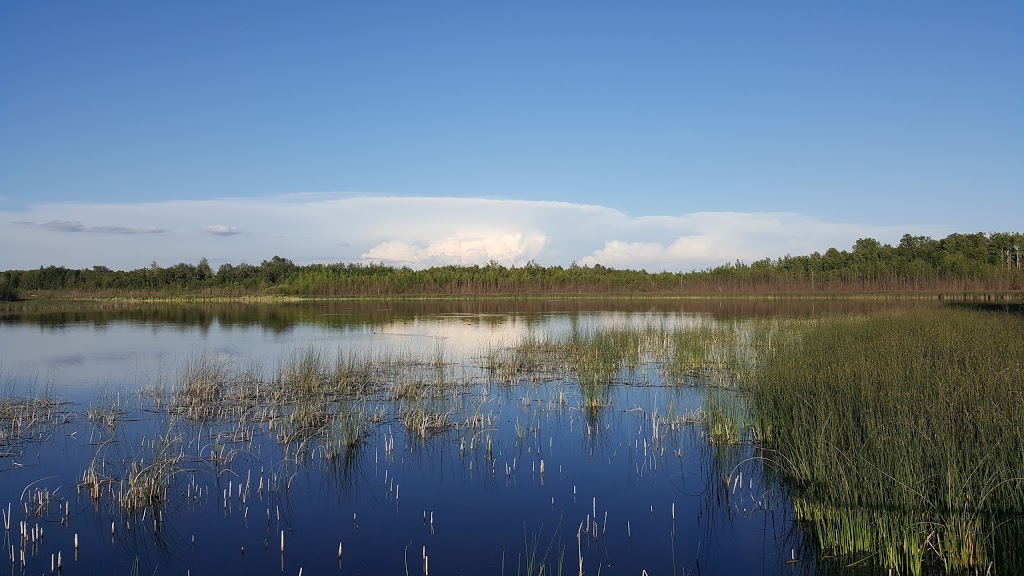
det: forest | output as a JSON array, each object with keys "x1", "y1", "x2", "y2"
[{"x1": 1, "y1": 232, "x2": 1021, "y2": 300}]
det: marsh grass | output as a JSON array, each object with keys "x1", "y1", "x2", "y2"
[
  {"x1": 489, "y1": 322, "x2": 768, "y2": 418},
  {"x1": 119, "y1": 431, "x2": 184, "y2": 514},
  {"x1": 169, "y1": 354, "x2": 233, "y2": 421},
  {"x1": 86, "y1": 400, "x2": 128, "y2": 433},
  {"x1": 0, "y1": 395, "x2": 70, "y2": 449},
  {"x1": 519, "y1": 523, "x2": 565, "y2": 576},
  {"x1": 484, "y1": 334, "x2": 572, "y2": 385},
  {"x1": 322, "y1": 405, "x2": 367, "y2": 460},
  {"x1": 749, "y1": 307, "x2": 1024, "y2": 574},
  {"x1": 400, "y1": 398, "x2": 454, "y2": 439},
  {"x1": 485, "y1": 308, "x2": 1024, "y2": 573},
  {"x1": 79, "y1": 417, "x2": 186, "y2": 519},
  {"x1": 158, "y1": 345, "x2": 473, "y2": 461},
  {"x1": 701, "y1": 387, "x2": 751, "y2": 446}
]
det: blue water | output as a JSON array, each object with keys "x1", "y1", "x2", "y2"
[{"x1": 0, "y1": 300, "x2": 852, "y2": 575}]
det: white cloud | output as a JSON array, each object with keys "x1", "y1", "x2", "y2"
[
  {"x1": 0, "y1": 194, "x2": 946, "y2": 271},
  {"x1": 202, "y1": 224, "x2": 243, "y2": 236},
  {"x1": 363, "y1": 233, "x2": 547, "y2": 267},
  {"x1": 579, "y1": 212, "x2": 907, "y2": 270}
]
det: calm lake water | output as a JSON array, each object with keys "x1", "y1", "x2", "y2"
[{"x1": 0, "y1": 299, "x2": 913, "y2": 575}]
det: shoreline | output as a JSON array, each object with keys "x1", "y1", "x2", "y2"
[{"x1": 2, "y1": 289, "x2": 1022, "y2": 311}]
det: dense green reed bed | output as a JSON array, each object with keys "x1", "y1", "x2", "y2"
[{"x1": 749, "y1": 307, "x2": 1024, "y2": 575}]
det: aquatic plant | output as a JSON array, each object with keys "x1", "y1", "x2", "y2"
[
  {"x1": 119, "y1": 431, "x2": 183, "y2": 514},
  {"x1": 169, "y1": 353, "x2": 233, "y2": 421},
  {"x1": 748, "y1": 307, "x2": 1024, "y2": 574},
  {"x1": 0, "y1": 395, "x2": 69, "y2": 449}
]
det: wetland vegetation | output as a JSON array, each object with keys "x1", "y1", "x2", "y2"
[
  {"x1": 0, "y1": 298, "x2": 1021, "y2": 574},
  {"x1": 751, "y1": 307, "x2": 1024, "y2": 574}
]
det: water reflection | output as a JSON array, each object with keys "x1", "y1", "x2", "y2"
[
  {"x1": 1, "y1": 297, "x2": 918, "y2": 329},
  {"x1": 0, "y1": 299, "x2": 916, "y2": 399}
]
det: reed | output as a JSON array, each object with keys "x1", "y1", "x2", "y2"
[
  {"x1": 85, "y1": 402, "x2": 127, "y2": 433},
  {"x1": 484, "y1": 333, "x2": 571, "y2": 385},
  {"x1": 489, "y1": 322, "x2": 765, "y2": 417},
  {"x1": 747, "y1": 307, "x2": 1024, "y2": 574},
  {"x1": 519, "y1": 523, "x2": 564, "y2": 576},
  {"x1": 119, "y1": 431, "x2": 183, "y2": 513},
  {"x1": 322, "y1": 405, "x2": 368, "y2": 460},
  {"x1": 396, "y1": 374, "x2": 457, "y2": 440},
  {"x1": 169, "y1": 353, "x2": 232, "y2": 421},
  {"x1": 0, "y1": 395, "x2": 69, "y2": 448}
]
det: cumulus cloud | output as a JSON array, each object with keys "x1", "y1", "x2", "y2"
[
  {"x1": 0, "y1": 194, "x2": 946, "y2": 271},
  {"x1": 579, "y1": 212, "x2": 894, "y2": 270},
  {"x1": 363, "y1": 233, "x2": 547, "y2": 267},
  {"x1": 202, "y1": 225, "x2": 243, "y2": 236}
]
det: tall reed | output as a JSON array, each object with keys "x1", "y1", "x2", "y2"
[{"x1": 748, "y1": 307, "x2": 1024, "y2": 574}]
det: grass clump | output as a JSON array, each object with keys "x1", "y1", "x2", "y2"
[
  {"x1": 323, "y1": 406, "x2": 368, "y2": 460},
  {"x1": 0, "y1": 395, "x2": 69, "y2": 448},
  {"x1": 119, "y1": 432, "x2": 183, "y2": 513},
  {"x1": 80, "y1": 430, "x2": 184, "y2": 516},
  {"x1": 170, "y1": 354, "x2": 232, "y2": 421},
  {"x1": 401, "y1": 398, "x2": 454, "y2": 439},
  {"x1": 484, "y1": 334, "x2": 572, "y2": 385}
]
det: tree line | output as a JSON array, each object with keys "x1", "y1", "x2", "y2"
[{"x1": 1, "y1": 232, "x2": 1021, "y2": 300}]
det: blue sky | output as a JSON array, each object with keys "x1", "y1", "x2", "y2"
[{"x1": 1, "y1": 2, "x2": 1021, "y2": 270}]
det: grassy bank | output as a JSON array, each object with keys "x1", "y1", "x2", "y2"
[{"x1": 2, "y1": 289, "x2": 1021, "y2": 315}]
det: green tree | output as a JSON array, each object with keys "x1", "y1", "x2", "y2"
[{"x1": 197, "y1": 258, "x2": 213, "y2": 282}]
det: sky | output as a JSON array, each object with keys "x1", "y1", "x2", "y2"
[{"x1": 1, "y1": 1, "x2": 1021, "y2": 271}]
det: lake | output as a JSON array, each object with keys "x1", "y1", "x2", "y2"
[{"x1": 0, "y1": 299, "x2": 930, "y2": 575}]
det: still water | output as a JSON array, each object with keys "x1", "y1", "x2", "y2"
[{"x1": 0, "y1": 299, "x2": 905, "y2": 575}]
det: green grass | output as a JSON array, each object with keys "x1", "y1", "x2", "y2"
[{"x1": 748, "y1": 307, "x2": 1024, "y2": 574}]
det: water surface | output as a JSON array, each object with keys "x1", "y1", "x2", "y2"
[{"x1": 0, "y1": 299, "x2": 912, "y2": 575}]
